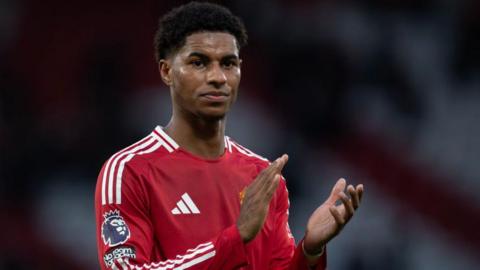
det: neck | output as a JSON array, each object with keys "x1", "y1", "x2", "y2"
[{"x1": 164, "y1": 112, "x2": 226, "y2": 159}]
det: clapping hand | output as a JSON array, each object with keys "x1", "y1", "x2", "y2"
[{"x1": 303, "y1": 178, "x2": 364, "y2": 256}]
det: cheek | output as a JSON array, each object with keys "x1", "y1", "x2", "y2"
[
  {"x1": 173, "y1": 67, "x2": 203, "y2": 94},
  {"x1": 228, "y1": 69, "x2": 241, "y2": 92},
  {"x1": 171, "y1": 67, "x2": 187, "y2": 89}
]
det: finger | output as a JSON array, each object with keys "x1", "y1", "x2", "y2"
[
  {"x1": 348, "y1": 185, "x2": 360, "y2": 210},
  {"x1": 326, "y1": 178, "x2": 346, "y2": 204},
  {"x1": 259, "y1": 155, "x2": 287, "y2": 189},
  {"x1": 248, "y1": 155, "x2": 288, "y2": 200},
  {"x1": 356, "y1": 184, "x2": 364, "y2": 203},
  {"x1": 262, "y1": 156, "x2": 286, "y2": 183},
  {"x1": 255, "y1": 174, "x2": 280, "y2": 206},
  {"x1": 274, "y1": 154, "x2": 289, "y2": 173},
  {"x1": 329, "y1": 206, "x2": 345, "y2": 226},
  {"x1": 251, "y1": 155, "x2": 284, "y2": 189},
  {"x1": 264, "y1": 174, "x2": 281, "y2": 201},
  {"x1": 249, "y1": 167, "x2": 270, "y2": 190},
  {"x1": 264, "y1": 155, "x2": 287, "y2": 179},
  {"x1": 273, "y1": 154, "x2": 288, "y2": 167},
  {"x1": 262, "y1": 156, "x2": 283, "y2": 177},
  {"x1": 339, "y1": 191, "x2": 354, "y2": 219},
  {"x1": 261, "y1": 155, "x2": 287, "y2": 182}
]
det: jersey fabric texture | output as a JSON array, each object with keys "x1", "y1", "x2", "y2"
[{"x1": 95, "y1": 126, "x2": 327, "y2": 270}]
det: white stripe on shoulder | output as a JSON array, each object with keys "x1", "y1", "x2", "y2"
[
  {"x1": 227, "y1": 137, "x2": 268, "y2": 162},
  {"x1": 107, "y1": 136, "x2": 156, "y2": 204},
  {"x1": 151, "y1": 131, "x2": 174, "y2": 153},
  {"x1": 154, "y1": 126, "x2": 179, "y2": 149},
  {"x1": 103, "y1": 129, "x2": 178, "y2": 205},
  {"x1": 101, "y1": 135, "x2": 153, "y2": 205},
  {"x1": 224, "y1": 136, "x2": 232, "y2": 153},
  {"x1": 115, "y1": 140, "x2": 163, "y2": 204}
]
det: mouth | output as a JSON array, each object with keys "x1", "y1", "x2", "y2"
[{"x1": 199, "y1": 91, "x2": 230, "y2": 102}]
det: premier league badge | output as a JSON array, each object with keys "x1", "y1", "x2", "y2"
[{"x1": 101, "y1": 210, "x2": 131, "y2": 247}]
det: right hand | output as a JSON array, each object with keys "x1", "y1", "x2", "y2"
[{"x1": 236, "y1": 154, "x2": 289, "y2": 243}]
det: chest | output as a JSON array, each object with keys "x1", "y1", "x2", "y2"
[{"x1": 145, "y1": 158, "x2": 262, "y2": 255}]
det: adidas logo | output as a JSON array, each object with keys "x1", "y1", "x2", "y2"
[{"x1": 171, "y1": 193, "x2": 200, "y2": 215}]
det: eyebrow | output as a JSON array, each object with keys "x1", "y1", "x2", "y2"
[{"x1": 188, "y1": 52, "x2": 239, "y2": 61}]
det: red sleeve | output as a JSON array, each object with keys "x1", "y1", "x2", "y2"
[
  {"x1": 269, "y1": 178, "x2": 327, "y2": 270},
  {"x1": 95, "y1": 162, "x2": 248, "y2": 270}
]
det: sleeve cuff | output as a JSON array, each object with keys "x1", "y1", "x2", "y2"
[
  {"x1": 292, "y1": 239, "x2": 327, "y2": 270},
  {"x1": 216, "y1": 225, "x2": 249, "y2": 268}
]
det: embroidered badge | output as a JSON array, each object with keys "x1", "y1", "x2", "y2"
[{"x1": 101, "y1": 210, "x2": 131, "y2": 247}]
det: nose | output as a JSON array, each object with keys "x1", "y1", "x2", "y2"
[{"x1": 206, "y1": 62, "x2": 227, "y2": 88}]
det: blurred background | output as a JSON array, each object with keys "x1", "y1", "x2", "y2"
[{"x1": 1, "y1": 0, "x2": 479, "y2": 269}]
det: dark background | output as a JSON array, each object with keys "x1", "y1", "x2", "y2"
[{"x1": 1, "y1": 0, "x2": 480, "y2": 269}]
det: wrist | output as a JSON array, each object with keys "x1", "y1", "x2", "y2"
[
  {"x1": 236, "y1": 223, "x2": 252, "y2": 243},
  {"x1": 303, "y1": 239, "x2": 325, "y2": 257},
  {"x1": 302, "y1": 241, "x2": 325, "y2": 266}
]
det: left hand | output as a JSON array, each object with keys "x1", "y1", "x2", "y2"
[{"x1": 303, "y1": 178, "x2": 364, "y2": 255}]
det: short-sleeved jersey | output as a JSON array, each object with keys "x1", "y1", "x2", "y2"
[{"x1": 95, "y1": 126, "x2": 326, "y2": 270}]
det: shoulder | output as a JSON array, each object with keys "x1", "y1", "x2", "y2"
[
  {"x1": 97, "y1": 130, "x2": 174, "y2": 205},
  {"x1": 225, "y1": 136, "x2": 271, "y2": 169},
  {"x1": 102, "y1": 131, "x2": 174, "y2": 173}
]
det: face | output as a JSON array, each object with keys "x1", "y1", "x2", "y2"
[{"x1": 160, "y1": 32, "x2": 241, "y2": 121}]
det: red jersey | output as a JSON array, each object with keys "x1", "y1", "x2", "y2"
[{"x1": 95, "y1": 126, "x2": 326, "y2": 270}]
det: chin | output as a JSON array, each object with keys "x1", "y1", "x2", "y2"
[
  {"x1": 200, "y1": 112, "x2": 227, "y2": 122},
  {"x1": 198, "y1": 108, "x2": 228, "y2": 121}
]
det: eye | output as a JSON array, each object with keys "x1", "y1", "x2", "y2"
[
  {"x1": 222, "y1": 59, "x2": 238, "y2": 69},
  {"x1": 190, "y1": 59, "x2": 205, "y2": 68}
]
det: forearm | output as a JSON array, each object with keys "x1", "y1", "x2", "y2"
[{"x1": 102, "y1": 225, "x2": 248, "y2": 270}]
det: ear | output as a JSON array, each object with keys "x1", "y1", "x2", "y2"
[{"x1": 159, "y1": 59, "x2": 172, "y2": 86}]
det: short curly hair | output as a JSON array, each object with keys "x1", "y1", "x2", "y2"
[{"x1": 154, "y1": 1, "x2": 248, "y2": 62}]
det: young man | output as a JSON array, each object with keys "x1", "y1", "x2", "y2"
[{"x1": 95, "y1": 2, "x2": 364, "y2": 270}]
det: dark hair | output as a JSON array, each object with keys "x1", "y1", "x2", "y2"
[{"x1": 154, "y1": 1, "x2": 248, "y2": 62}]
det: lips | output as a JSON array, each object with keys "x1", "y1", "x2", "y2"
[{"x1": 199, "y1": 91, "x2": 229, "y2": 101}]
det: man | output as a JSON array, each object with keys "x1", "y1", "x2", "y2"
[{"x1": 95, "y1": 2, "x2": 364, "y2": 270}]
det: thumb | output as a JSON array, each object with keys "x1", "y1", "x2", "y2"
[{"x1": 326, "y1": 178, "x2": 346, "y2": 204}]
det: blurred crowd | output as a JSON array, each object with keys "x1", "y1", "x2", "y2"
[{"x1": 1, "y1": 0, "x2": 479, "y2": 269}]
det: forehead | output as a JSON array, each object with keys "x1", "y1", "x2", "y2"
[{"x1": 177, "y1": 32, "x2": 239, "y2": 57}]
